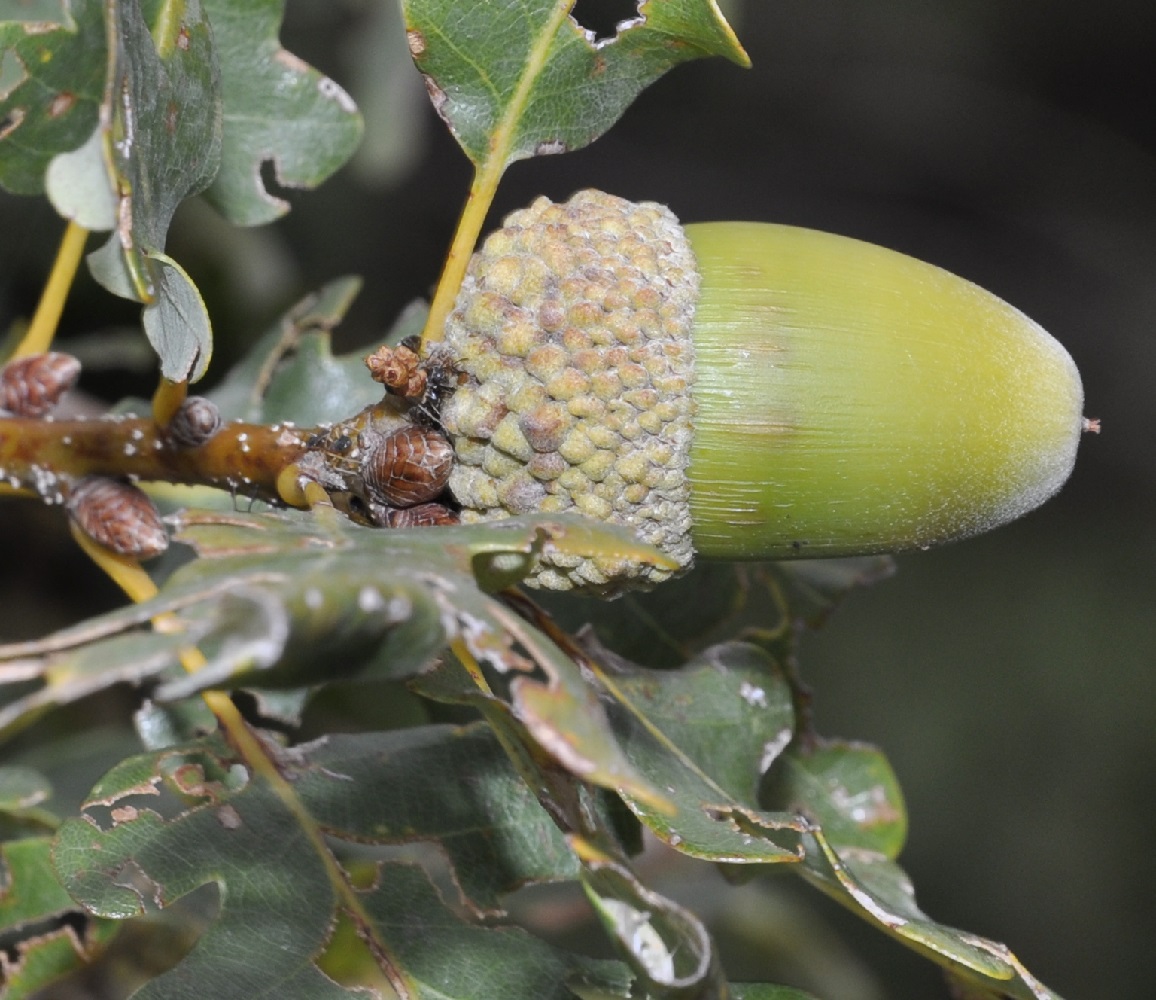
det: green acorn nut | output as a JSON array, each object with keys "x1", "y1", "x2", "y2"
[{"x1": 440, "y1": 190, "x2": 1086, "y2": 593}]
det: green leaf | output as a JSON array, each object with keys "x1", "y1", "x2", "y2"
[
  {"x1": 731, "y1": 987, "x2": 821, "y2": 1000},
  {"x1": 75, "y1": 0, "x2": 221, "y2": 382},
  {"x1": 762, "y1": 739, "x2": 907, "y2": 859},
  {"x1": 53, "y1": 736, "x2": 370, "y2": 999},
  {"x1": 543, "y1": 556, "x2": 894, "y2": 670},
  {"x1": 0, "y1": 2, "x2": 103, "y2": 195},
  {"x1": 30, "y1": 0, "x2": 224, "y2": 383},
  {"x1": 200, "y1": 0, "x2": 363, "y2": 226},
  {"x1": 208, "y1": 275, "x2": 371, "y2": 423},
  {"x1": 402, "y1": 0, "x2": 749, "y2": 168},
  {"x1": 404, "y1": 665, "x2": 726, "y2": 994},
  {"x1": 0, "y1": 510, "x2": 674, "y2": 811},
  {"x1": 159, "y1": 511, "x2": 674, "y2": 817},
  {"x1": 0, "y1": 838, "x2": 73, "y2": 926},
  {"x1": 590, "y1": 637, "x2": 807, "y2": 863},
  {"x1": 0, "y1": 764, "x2": 58, "y2": 836},
  {"x1": 88, "y1": 0, "x2": 223, "y2": 276},
  {"x1": 410, "y1": 651, "x2": 653, "y2": 832},
  {"x1": 0, "y1": 836, "x2": 118, "y2": 999},
  {"x1": 53, "y1": 730, "x2": 632, "y2": 1000},
  {"x1": 800, "y1": 831, "x2": 1064, "y2": 1000},
  {"x1": 207, "y1": 280, "x2": 427, "y2": 430},
  {"x1": 6, "y1": 0, "x2": 364, "y2": 382},
  {"x1": 299, "y1": 724, "x2": 582, "y2": 915},
  {"x1": 254, "y1": 328, "x2": 386, "y2": 429},
  {"x1": 0, "y1": 766, "x2": 51, "y2": 815},
  {"x1": 0, "y1": 629, "x2": 198, "y2": 744},
  {"x1": 358, "y1": 862, "x2": 632, "y2": 999}
]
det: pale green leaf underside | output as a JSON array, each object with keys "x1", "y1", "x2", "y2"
[
  {"x1": 143, "y1": 251, "x2": 214, "y2": 381},
  {"x1": 402, "y1": 0, "x2": 749, "y2": 167}
]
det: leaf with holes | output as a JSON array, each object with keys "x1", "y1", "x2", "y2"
[
  {"x1": 762, "y1": 739, "x2": 907, "y2": 860},
  {"x1": 401, "y1": 0, "x2": 749, "y2": 168},
  {"x1": 0, "y1": 509, "x2": 673, "y2": 808},
  {"x1": 66, "y1": 0, "x2": 223, "y2": 382},
  {"x1": 200, "y1": 0, "x2": 363, "y2": 225},
  {"x1": 292, "y1": 723, "x2": 582, "y2": 915},
  {"x1": 0, "y1": 2, "x2": 104, "y2": 195},
  {"x1": 0, "y1": 836, "x2": 118, "y2": 998},
  {"x1": 798, "y1": 830, "x2": 1064, "y2": 1000},
  {"x1": 17, "y1": 1, "x2": 364, "y2": 382},
  {"x1": 584, "y1": 636, "x2": 807, "y2": 864},
  {"x1": 52, "y1": 729, "x2": 633, "y2": 1000}
]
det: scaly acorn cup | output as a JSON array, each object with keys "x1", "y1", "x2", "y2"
[{"x1": 439, "y1": 190, "x2": 1086, "y2": 593}]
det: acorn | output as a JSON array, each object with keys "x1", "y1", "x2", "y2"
[{"x1": 438, "y1": 190, "x2": 1086, "y2": 593}]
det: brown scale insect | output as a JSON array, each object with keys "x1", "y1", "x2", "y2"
[
  {"x1": 0, "y1": 352, "x2": 82, "y2": 418},
  {"x1": 67, "y1": 476, "x2": 169, "y2": 560},
  {"x1": 166, "y1": 395, "x2": 222, "y2": 448},
  {"x1": 363, "y1": 424, "x2": 454, "y2": 508},
  {"x1": 380, "y1": 502, "x2": 459, "y2": 528}
]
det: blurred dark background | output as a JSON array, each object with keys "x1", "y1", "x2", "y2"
[{"x1": 2, "y1": 1, "x2": 1154, "y2": 996}]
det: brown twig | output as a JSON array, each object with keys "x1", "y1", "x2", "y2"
[{"x1": 0, "y1": 414, "x2": 313, "y2": 506}]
